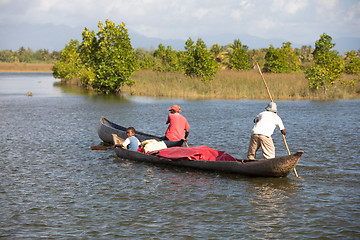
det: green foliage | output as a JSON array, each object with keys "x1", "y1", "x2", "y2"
[
  {"x1": 225, "y1": 39, "x2": 251, "y2": 70},
  {"x1": 136, "y1": 48, "x2": 155, "y2": 69},
  {"x1": 209, "y1": 43, "x2": 222, "y2": 62},
  {"x1": 153, "y1": 44, "x2": 182, "y2": 72},
  {"x1": 209, "y1": 43, "x2": 229, "y2": 69},
  {"x1": 296, "y1": 45, "x2": 313, "y2": 70},
  {"x1": 298, "y1": 45, "x2": 313, "y2": 63},
  {"x1": 344, "y1": 50, "x2": 360, "y2": 74},
  {"x1": 282, "y1": 42, "x2": 300, "y2": 72},
  {"x1": 263, "y1": 45, "x2": 288, "y2": 73},
  {"x1": 54, "y1": 19, "x2": 140, "y2": 94},
  {"x1": 183, "y1": 38, "x2": 218, "y2": 81},
  {"x1": 16, "y1": 47, "x2": 33, "y2": 62},
  {"x1": 248, "y1": 48, "x2": 267, "y2": 68},
  {"x1": 263, "y1": 42, "x2": 300, "y2": 73},
  {"x1": 52, "y1": 39, "x2": 86, "y2": 82},
  {"x1": 230, "y1": 48, "x2": 251, "y2": 70},
  {"x1": 79, "y1": 28, "x2": 97, "y2": 69},
  {"x1": 306, "y1": 66, "x2": 329, "y2": 89},
  {"x1": 228, "y1": 39, "x2": 248, "y2": 52},
  {"x1": 0, "y1": 49, "x2": 15, "y2": 62},
  {"x1": 0, "y1": 47, "x2": 59, "y2": 63},
  {"x1": 306, "y1": 33, "x2": 344, "y2": 97},
  {"x1": 78, "y1": 20, "x2": 139, "y2": 94}
]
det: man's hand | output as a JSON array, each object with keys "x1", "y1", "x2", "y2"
[{"x1": 281, "y1": 129, "x2": 287, "y2": 135}]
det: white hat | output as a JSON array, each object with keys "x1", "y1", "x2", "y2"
[{"x1": 265, "y1": 102, "x2": 277, "y2": 112}]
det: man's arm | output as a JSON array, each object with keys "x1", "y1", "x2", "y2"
[{"x1": 184, "y1": 130, "x2": 189, "y2": 140}]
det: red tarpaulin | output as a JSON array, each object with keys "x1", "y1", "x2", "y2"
[{"x1": 152, "y1": 146, "x2": 237, "y2": 162}]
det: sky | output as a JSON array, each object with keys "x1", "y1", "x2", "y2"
[{"x1": 1, "y1": 0, "x2": 360, "y2": 51}]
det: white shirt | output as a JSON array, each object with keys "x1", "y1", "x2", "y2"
[
  {"x1": 251, "y1": 111, "x2": 285, "y2": 137},
  {"x1": 123, "y1": 136, "x2": 140, "y2": 151}
]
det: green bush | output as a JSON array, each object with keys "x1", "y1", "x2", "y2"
[
  {"x1": 306, "y1": 33, "x2": 344, "y2": 98},
  {"x1": 52, "y1": 39, "x2": 84, "y2": 82},
  {"x1": 79, "y1": 20, "x2": 139, "y2": 94},
  {"x1": 183, "y1": 38, "x2": 218, "y2": 81}
]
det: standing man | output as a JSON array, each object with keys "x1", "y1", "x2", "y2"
[
  {"x1": 164, "y1": 105, "x2": 190, "y2": 142},
  {"x1": 247, "y1": 102, "x2": 286, "y2": 160}
]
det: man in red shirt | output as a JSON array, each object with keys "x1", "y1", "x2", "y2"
[{"x1": 164, "y1": 105, "x2": 190, "y2": 142}]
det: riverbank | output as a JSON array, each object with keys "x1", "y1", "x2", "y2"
[
  {"x1": 0, "y1": 62, "x2": 53, "y2": 72},
  {"x1": 122, "y1": 69, "x2": 360, "y2": 100},
  {"x1": 2, "y1": 62, "x2": 358, "y2": 100}
]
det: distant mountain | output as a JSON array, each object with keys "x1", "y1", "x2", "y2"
[
  {"x1": 129, "y1": 31, "x2": 290, "y2": 51},
  {"x1": 129, "y1": 32, "x2": 360, "y2": 54},
  {"x1": 128, "y1": 30, "x2": 185, "y2": 50},
  {"x1": 1, "y1": 23, "x2": 359, "y2": 55}
]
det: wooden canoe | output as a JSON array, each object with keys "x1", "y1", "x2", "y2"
[
  {"x1": 113, "y1": 146, "x2": 303, "y2": 178},
  {"x1": 97, "y1": 117, "x2": 184, "y2": 147}
]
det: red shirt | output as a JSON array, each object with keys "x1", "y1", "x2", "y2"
[{"x1": 165, "y1": 113, "x2": 190, "y2": 141}]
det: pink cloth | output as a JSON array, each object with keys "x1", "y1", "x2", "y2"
[
  {"x1": 153, "y1": 146, "x2": 237, "y2": 162},
  {"x1": 165, "y1": 113, "x2": 190, "y2": 141}
]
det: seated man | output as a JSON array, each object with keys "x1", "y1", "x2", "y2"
[
  {"x1": 163, "y1": 105, "x2": 190, "y2": 142},
  {"x1": 114, "y1": 127, "x2": 140, "y2": 151}
]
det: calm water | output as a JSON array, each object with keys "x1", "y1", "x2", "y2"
[{"x1": 0, "y1": 73, "x2": 359, "y2": 239}]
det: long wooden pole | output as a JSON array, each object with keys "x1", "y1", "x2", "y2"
[
  {"x1": 256, "y1": 63, "x2": 299, "y2": 177},
  {"x1": 256, "y1": 63, "x2": 273, "y2": 102},
  {"x1": 282, "y1": 135, "x2": 299, "y2": 177}
]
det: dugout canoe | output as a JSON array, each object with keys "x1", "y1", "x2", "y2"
[
  {"x1": 113, "y1": 147, "x2": 303, "y2": 178},
  {"x1": 97, "y1": 117, "x2": 184, "y2": 148}
]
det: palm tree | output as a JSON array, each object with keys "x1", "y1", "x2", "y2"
[
  {"x1": 300, "y1": 45, "x2": 313, "y2": 62},
  {"x1": 227, "y1": 39, "x2": 249, "y2": 53},
  {"x1": 225, "y1": 39, "x2": 250, "y2": 70},
  {"x1": 209, "y1": 43, "x2": 229, "y2": 69}
]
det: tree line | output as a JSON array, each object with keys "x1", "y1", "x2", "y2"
[{"x1": 0, "y1": 47, "x2": 60, "y2": 63}]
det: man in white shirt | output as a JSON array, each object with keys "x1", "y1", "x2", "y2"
[{"x1": 247, "y1": 102, "x2": 287, "y2": 160}]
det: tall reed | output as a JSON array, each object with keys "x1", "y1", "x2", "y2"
[
  {"x1": 0, "y1": 62, "x2": 53, "y2": 72},
  {"x1": 123, "y1": 69, "x2": 360, "y2": 100}
]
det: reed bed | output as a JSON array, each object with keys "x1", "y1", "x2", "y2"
[
  {"x1": 0, "y1": 62, "x2": 53, "y2": 72},
  {"x1": 124, "y1": 69, "x2": 360, "y2": 100},
  {"x1": 2, "y1": 62, "x2": 357, "y2": 100}
]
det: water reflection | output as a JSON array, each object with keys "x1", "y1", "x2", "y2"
[
  {"x1": 245, "y1": 178, "x2": 301, "y2": 238},
  {"x1": 54, "y1": 82, "x2": 182, "y2": 104},
  {"x1": 53, "y1": 82, "x2": 94, "y2": 96},
  {"x1": 85, "y1": 94, "x2": 130, "y2": 103}
]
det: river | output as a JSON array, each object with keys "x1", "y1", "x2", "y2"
[{"x1": 0, "y1": 73, "x2": 359, "y2": 239}]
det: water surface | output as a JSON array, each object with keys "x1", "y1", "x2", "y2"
[{"x1": 0, "y1": 73, "x2": 359, "y2": 239}]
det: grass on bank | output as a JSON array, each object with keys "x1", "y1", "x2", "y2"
[
  {"x1": 0, "y1": 62, "x2": 53, "y2": 72},
  {"x1": 122, "y1": 69, "x2": 360, "y2": 100},
  {"x1": 1, "y1": 62, "x2": 358, "y2": 100}
]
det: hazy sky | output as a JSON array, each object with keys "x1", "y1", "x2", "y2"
[{"x1": 1, "y1": 0, "x2": 359, "y2": 45}]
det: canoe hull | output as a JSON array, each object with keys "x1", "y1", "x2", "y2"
[{"x1": 114, "y1": 147, "x2": 303, "y2": 178}]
